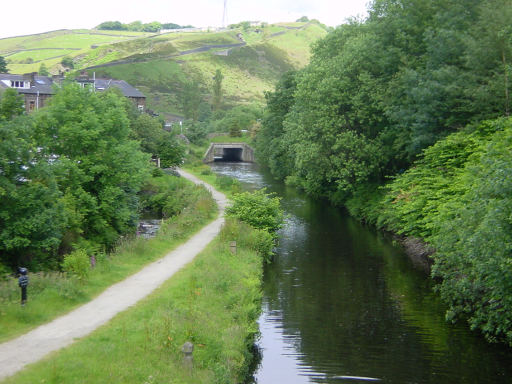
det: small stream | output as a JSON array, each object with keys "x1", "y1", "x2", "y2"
[{"x1": 209, "y1": 161, "x2": 512, "y2": 384}]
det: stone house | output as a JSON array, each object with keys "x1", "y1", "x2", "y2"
[
  {"x1": 0, "y1": 72, "x2": 146, "y2": 113},
  {"x1": 0, "y1": 73, "x2": 54, "y2": 113}
]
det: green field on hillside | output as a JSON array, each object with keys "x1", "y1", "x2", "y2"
[
  {"x1": 1, "y1": 23, "x2": 327, "y2": 117},
  {"x1": 1, "y1": 29, "x2": 151, "y2": 73}
]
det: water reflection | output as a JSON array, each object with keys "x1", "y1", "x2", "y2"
[{"x1": 209, "y1": 162, "x2": 512, "y2": 384}]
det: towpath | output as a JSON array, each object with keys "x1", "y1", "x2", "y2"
[{"x1": 0, "y1": 169, "x2": 227, "y2": 381}]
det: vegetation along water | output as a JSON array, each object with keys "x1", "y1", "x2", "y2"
[
  {"x1": 211, "y1": 162, "x2": 512, "y2": 384},
  {"x1": 255, "y1": 0, "x2": 512, "y2": 348}
]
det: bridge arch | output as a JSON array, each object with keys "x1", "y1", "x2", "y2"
[{"x1": 203, "y1": 143, "x2": 255, "y2": 163}]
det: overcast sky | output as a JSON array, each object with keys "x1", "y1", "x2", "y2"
[{"x1": 0, "y1": 0, "x2": 369, "y2": 39}]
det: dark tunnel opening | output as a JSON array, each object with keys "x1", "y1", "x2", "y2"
[{"x1": 215, "y1": 147, "x2": 243, "y2": 162}]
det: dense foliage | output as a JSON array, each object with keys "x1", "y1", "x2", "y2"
[
  {"x1": 0, "y1": 85, "x2": 182, "y2": 270},
  {"x1": 0, "y1": 56, "x2": 7, "y2": 73},
  {"x1": 256, "y1": 0, "x2": 512, "y2": 345},
  {"x1": 226, "y1": 189, "x2": 284, "y2": 234},
  {"x1": 257, "y1": 0, "x2": 511, "y2": 200},
  {"x1": 96, "y1": 21, "x2": 194, "y2": 33}
]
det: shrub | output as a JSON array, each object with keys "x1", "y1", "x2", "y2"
[
  {"x1": 215, "y1": 175, "x2": 236, "y2": 190},
  {"x1": 226, "y1": 189, "x2": 284, "y2": 234},
  {"x1": 61, "y1": 249, "x2": 90, "y2": 281}
]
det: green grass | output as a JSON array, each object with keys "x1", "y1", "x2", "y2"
[
  {"x1": 6, "y1": 49, "x2": 78, "y2": 63},
  {"x1": 3, "y1": 219, "x2": 264, "y2": 384},
  {"x1": 268, "y1": 23, "x2": 327, "y2": 67},
  {"x1": 1, "y1": 29, "x2": 151, "y2": 73},
  {"x1": 3, "y1": 24, "x2": 326, "y2": 116},
  {"x1": 0, "y1": 175, "x2": 217, "y2": 343}
]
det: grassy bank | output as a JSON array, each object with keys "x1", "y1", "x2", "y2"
[
  {"x1": 0, "y1": 174, "x2": 216, "y2": 343},
  {"x1": 3, "y1": 219, "x2": 264, "y2": 384}
]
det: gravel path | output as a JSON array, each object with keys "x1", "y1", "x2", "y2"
[{"x1": 0, "y1": 169, "x2": 227, "y2": 381}]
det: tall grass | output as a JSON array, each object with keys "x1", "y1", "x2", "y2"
[
  {"x1": 3, "y1": 220, "x2": 264, "y2": 384},
  {"x1": 0, "y1": 175, "x2": 217, "y2": 343}
]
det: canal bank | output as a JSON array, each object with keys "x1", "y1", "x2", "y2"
[
  {"x1": 0, "y1": 171, "x2": 267, "y2": 383},
  {"x1": 209, "y1": 162, "x2": 512, "y2": 384}
]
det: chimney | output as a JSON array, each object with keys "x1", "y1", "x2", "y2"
[{"x1": 22, "y1": 72, "x2": 37, "y2": 87}]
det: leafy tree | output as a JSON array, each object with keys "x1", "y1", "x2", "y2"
[
  {"x1": 296, "y1": 16, "x2": 309, "y2": 22},
  {"x1": 158, "y1": 137, "x2": 185, "y2": 168},
  {"x1": 228, "y1": 119, "x2": 241, "y2": 137},
  {"x1": 38, "y1": 63, "x2": 49, "y2": 76},
  {"x1": 141, "y1": 22, "x2": 162, "y2": 33},
  {"x1": 0, "y1": 56, "x2": 7, "y2": 73},
  {"x1": 0, "y1": 115, "x2": 67, "y2": 268},
  {"x1": 183, "y1": 120, "x2": 208, "y2": 144},
  {"x1": 0, "y1": 88, "x2": 24, "y2": 121},
  {"x1": 130, "y1": 113, "x2": 166, "y2": 155},
  {"x1": 61, "y1": 57, "x2": 74, "y2": 69},
  {"x1": 255, "y1": 71, "x2": 297, "y2": 180},
  {"x1": 465, "y1": 0, "x2": 512, "y2": 118},
  {"x1": 162, "y1": 23, "x2": 182, "y2": 29},
  {"x1": 36, "y1": 85, "x2": 151, "y2": 248},
  {"x1": 127, "y1": 21, "x2": 143, "y2": 31},
  {"x1": 96, "y1": 21, "x2": 125, "y2": 30}
]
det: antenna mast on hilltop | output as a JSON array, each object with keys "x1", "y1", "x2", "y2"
[{"x1": 222, "y1": 0, "x2": 228, "y2": 28}]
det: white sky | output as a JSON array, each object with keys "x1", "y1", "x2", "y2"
[{"x1": 0, "y1": 0, "x2": 370, "y2": 39}]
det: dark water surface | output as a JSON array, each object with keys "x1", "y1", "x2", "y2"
[{"x1": 210, "y1": 162, "x2": 512, "y2": 384}]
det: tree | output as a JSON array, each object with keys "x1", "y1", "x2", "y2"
[
  {"x1": 183, "y1": 120, "x2": 208, "y2": 144},
  {"x1": 142, "y1": 22, "x2": 162, "y2": 33},
  {"x1": 256, "y1": 71, "x2": 298, "y2": 180},
  {"x1": 61, "y1": 57, "x2": 74, "y2": 69},
  {"x1": 39, "y1": 63, "x2": 49, "y2": 76},
  {"x1": 228, "y1": 118, "x2": 241, "y2": 137},
  {"x1": 212, "y1": 69, "x2": 224, "y2": 111},
  {"x1": 158, "y1": 137, "x2": 185, "y2": 168},
  {"x1": 36, "y1": 85, "x2": 151, "y2": 249},
  {"x1": 0, "y1": 56, "x2": 7, "y2": 73},
  {"x1": 130, "y1": 113, "x2": 166, "y2": 155},
  {"x1": 97, "y1": 21, "x2": 125, "y2": 30},
  {"x1": 0, "y1": 115, "x2": 67, "y2": 268},
  {"x1": 0, "y1": 88, "x2": 24, "y2": 121}
]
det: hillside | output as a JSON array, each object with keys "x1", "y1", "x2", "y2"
[
  {"x1": 1, "y1": 22, "x2": 328, "y2": 118},
  {"x1": 0, "y1": 29, "x2": 152, "y2": 74}
]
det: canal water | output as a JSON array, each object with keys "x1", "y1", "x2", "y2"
[{"x1": 209, "y1": 162, "x2": 512, "y2": 384}]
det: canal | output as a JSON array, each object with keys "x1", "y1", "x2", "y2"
[{"x1": 210, "y1": 162, "x2": 512, "y2": 384}]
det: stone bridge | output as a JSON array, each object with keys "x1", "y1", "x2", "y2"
[{"x1": 203, "y1": 143, "x2": 255, "y2": 163}]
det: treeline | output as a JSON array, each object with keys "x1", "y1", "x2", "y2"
[
  {"x1": 255, "y1": 0, "x2": 512, "y2": 345},
  {"x1": 0, "y1": 85, "x2": 183, "y2": 271},
  {"x1": 96, "y1": 21, "x2": 194, "y2": 33}
]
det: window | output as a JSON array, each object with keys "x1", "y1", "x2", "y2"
[{"x1": 11, "y1": 80, "x2": 25, "y2": 88}]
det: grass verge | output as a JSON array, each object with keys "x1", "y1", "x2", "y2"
[
  {"x1": 3, "y1": 219, "x2": 264, "y2": 384},
  {"x1": 0, "y1": 174, "x2": 217, "y2": 343}
]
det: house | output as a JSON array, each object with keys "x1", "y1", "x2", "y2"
[
  {"x1": 0, "y1": 73, "x2": 54, "y2": 113},
  {"x1": 0, "y1": 72, "x2": 146, "y2": 113},
  {"x1": 75, "y1": 74, "x2": 146, "y2": 112}
]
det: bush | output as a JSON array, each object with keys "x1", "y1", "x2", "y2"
[
  {"x1": 61, "y1": 249, "x2": 90, "y2": 281},
  {"x1": 215, "y1": 175, "x2": 236, "y2": 190},
  {"x1": 226, "y1": 189, "x2": 284, "y2": 234}
]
